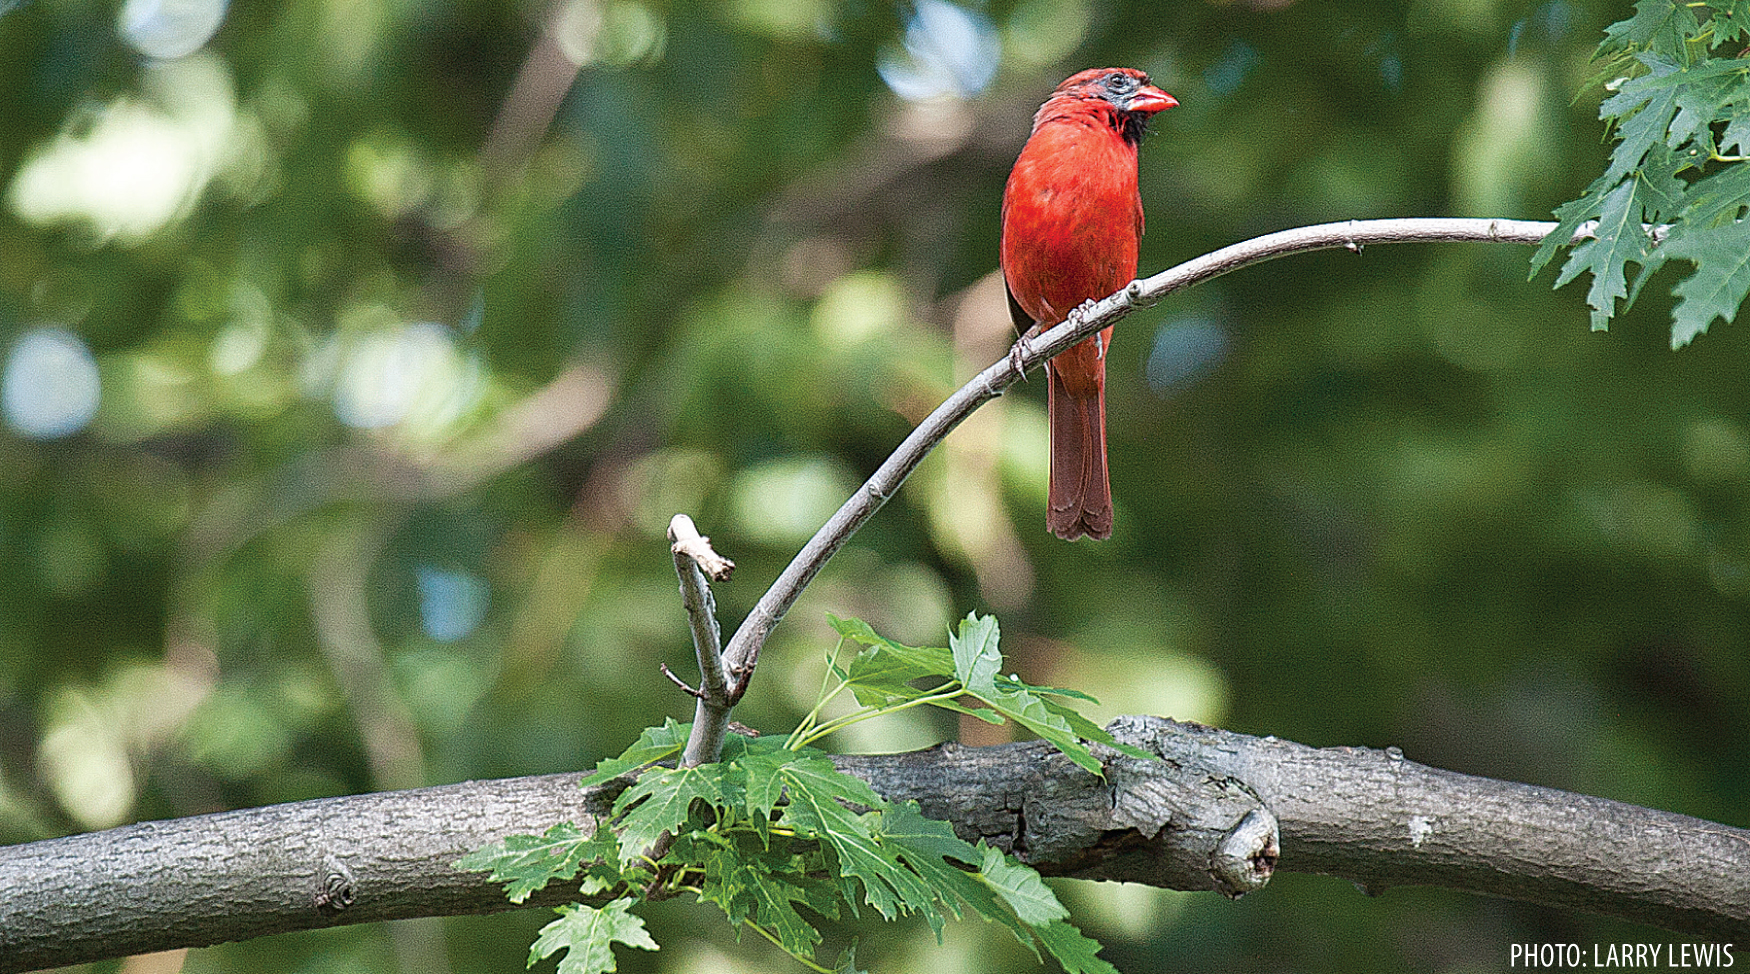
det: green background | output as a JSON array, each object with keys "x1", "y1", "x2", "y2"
[{"x1": 1, "y1": 0, "x2": 1745, "y2": 970}]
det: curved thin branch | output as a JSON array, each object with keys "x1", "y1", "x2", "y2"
[
  {"x1": 2, "y1": 716, "x2": 1742, "y2": 972},
  {"x1": 720, "y1": 218, "x2": 1564, "y2": 699}
]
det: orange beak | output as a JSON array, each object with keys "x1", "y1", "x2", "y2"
[{"x1": 1127, "y1": 84, "x2": 1178, "y2": 115}]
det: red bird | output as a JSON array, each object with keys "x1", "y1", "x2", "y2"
[{"x1": 1001, "y1": 68, "x2": 1176, "y2": 540}]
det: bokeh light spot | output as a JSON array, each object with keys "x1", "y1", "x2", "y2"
[
  {"x1": 7, "y1": 55, "x2": 237, "y2": 244},
  {"x1": 3, "y1": 327, "x2": 101, "y2": 439},
  {"x1": 417, "y1": 566, "x2": 490, "y2": 642},
  {"x1": 731, "y1": 457, "x2": 857, "y2": 544},
  {"x1": 332, "y1": 321, "x2": 480, "y2": 434},
  {"x1": 878, "y1": 0, "x2": 999, "y2": 101},
  {"x1": 812, "y1": 270, "x2": 905, "y2": 346},
  {"x1": 119, "y1": 0, "x2": 229, "y2": 59},
  {"x1": 555, "y1": 0, "x2": 666, "y2": 67},
  {"x1": 39, "y1": 704, "x2": 135, "y2": 830}
]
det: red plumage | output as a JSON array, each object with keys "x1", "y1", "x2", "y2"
[{"x1": 1001, "y1": 68, "x2": 1175, "y2": 540}]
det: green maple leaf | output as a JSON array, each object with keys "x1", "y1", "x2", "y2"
[
  {"x1": 982, "y1": 685, "x2": 1106, "y2": 776},
  {"x1": 1599, "y1": 55, "x2": 1685, "y2": 186},
  {"x1": 777, "y1": 753, "x2": 936, "y2": 923},
  {"x1": 729, "y1": 857, "x2": 829, "y2": 955},
  {"x1": 1664, "y1": 62, "x2": 1746, "y2": 155},
  {"x1": 1033, "y1": 919, "x2": 1122, "y2": 974},
  {"x1": 1536, "y1": 0, "x2": 1750, "y2": 340},
  {"x1": 1662, "y1": 221, "x2": 1750, "y2": 346},
  {"x1": 1713, "y1": 0, "x2": 1750, "y2": 46},
  {"x1": 944, "y1": 614, "x2": 1111, "y2": 775},
  {"x1": 1684, "y1": 157, "x2": 1750, "y2": 227},
  {"x1": 454, "y1": 821, "x2": 595, "y2": 904},
  {"x1": 779, "y1": 748, "x2": 885, "y2": 809},
  {"x1": 529, "y1": 899, "x2": 658, "y2": 974},
  {"x1": 876, "y1": 803, "x2": 1039, "y2": 949},
  {"x1": 579, "y1": 719, "x2": 689, "y2": 788},
  {"x1": 830, "y1": 613, "x2": 956, "y2": 708},
  {"x1": 1601, "y1": 0, "x2": 1700, "y2": 53},
  {"x1": 611, "y1": 764, "x2": 725, "y2": 862},
  {"x1": 1548, "y1": 177, "x2": 1664, "y2": 330},
  {"x1": 949, "y1": 612, "x2": 1003, "y2": 694},
  {"x1": 737, "y1": 745, "x2": 792, "y2": 823},
  {"x1": 876, "y1": 802, "x2": 1103, "y2": 970},
  {"x1": 975, "y1": 845, "x2": 1068, "y2": 926}
]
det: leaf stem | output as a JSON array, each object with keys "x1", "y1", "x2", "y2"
[
  {"x1": 743, "y1": 920, "x2": 833, "y2": 972},
  {"x1": 794, "y1": 685, "x2": 970, "y2": 749}
]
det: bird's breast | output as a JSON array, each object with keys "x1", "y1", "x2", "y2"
[{"x1": 1001, "y1": 120, "x2": 1144, "y2": 325}]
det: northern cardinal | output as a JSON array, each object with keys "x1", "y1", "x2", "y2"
[{"x1": 1001, "y1": 68, "x2": 1176, "y2": 540}]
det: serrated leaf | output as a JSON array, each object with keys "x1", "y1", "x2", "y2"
[
  {"x1": 612, "y1": 764, "x2": 725, "y2": 862},
  {"x1": 1599, "y1": 57, "x2": 1684, "y2": 186},
  {"x1": 949, "y1": 613, "x2": 1002, "y2": 694},
  {"x1": 967, "y1": 683, "x2": 1105, "y2": 776},
  {"x1": 1601, "y1": 0, "x2": 1700, "y2": 53},
  {"x1": 695, "y1": 841, "x2": 756, "y2": 928},
  {"x1": 1723, "y1": 111, "x2": 1750, "y2": 157},
  {"x1": 529, "y1": 899, "x2": 658, "y2": 974},
  {"x1": 1712, "y1": 0, "x2": 1750, "y2": 46},
  {"x1": 1531, "y1": 172, "x2": 1615, "y2": 278},
  {"x1": 733, "y1": 858, "x2": 828, "y2": 956},
  {"x1": 876, "y1": 804, "x2": 1073, "y2": 960},
  {"x1": 1661, "y1": 61, "x2": 1747, "y2": 153},
  {"x1": 1683, "y1": 158, "x2": 1750, "y2": 228},
  {"x1": 877, "y1": 801, "x2": 981, "y2": 866},
  {"x1": 833, "y1": 615, "x2": 956, "y2": 694},
  {"x1": 781, "y1": 748, "x2": 886, "y2": 809},
  {"x1": 1543, "y1": 3, "x2": 1750, "y2": 339},
  {"x1": 1662, "y1": 221, "x2": 1750, "y2": 346},
  {"x1": 738, "y1": 747, "x2": 791, "y2": 822},
  {"x1": 579, "y1": 719, "x2": 690, "y2": 788},
  {"x1": 778, "y1": 755, "x2": 935, "y2": 922},
  {"x1": 977, "y1": 845, "x2": 1069, "y2": 926},
  {"x1": 841, "y1": 648, "x2": 942, "y2": 708},
  {"x1": 1033, "y1": 918, "x2": 1121, "y2": 974},
  {"x1": 834, "y1": 942, "x2": 869, "y2": 974},
  {"x1": 1032, "y1": 697, "x2": 1157, "y2": 763},
  {"x1": 1552, "y1": 178, "x2": 1655, "y2": 329},
  {"x1": 875, "y1": 803, "x2": 988, "y2": 931},
  {"x1": 454, "y1": 822, "x2": 594, "y2": 904}
]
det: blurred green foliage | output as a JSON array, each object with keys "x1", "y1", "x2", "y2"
[{"x1": 0, "y1": 0, "x2": 1746, "y2": 971}]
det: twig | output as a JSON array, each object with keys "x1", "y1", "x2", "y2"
[
  {"x1": 667, "y1": 514, "x2": 735, "y2": 766},
  {"x1": 668, "y1": 514, "x2": 735, "y2": 582},
  {"x1": 717, "y1": 217, "x2": 1567, "y2": 701},
  {"x1": 658, "y1": 663, "x2": 704, "y2": 699}
]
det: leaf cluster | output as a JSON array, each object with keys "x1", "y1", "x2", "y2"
[
  {"x1": 1532, "y1": 0, "x2": 1750, "y2": 346},
  {"x1": 457, "y1": 614, "x2": 1139, "y2": 974}
]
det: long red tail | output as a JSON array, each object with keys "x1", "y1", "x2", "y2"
[{"x1": 1046, "y1": 363, "x2": 1113, "y2": 540}]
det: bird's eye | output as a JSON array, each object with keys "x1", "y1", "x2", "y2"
[{"x1": 1105, "y1": 72, "x2": 1135, "y2": 92}]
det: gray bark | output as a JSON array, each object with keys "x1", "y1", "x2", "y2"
[{"x1": 1, "y1": 716, "x2": 1744, "y2": 973}]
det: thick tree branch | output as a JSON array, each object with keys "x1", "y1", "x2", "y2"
[
  {"x1": 3, "y1": 716, "x2": 1744, "y2": 972},
  {"x1": 719, "y1": 218, "x2": 1566, "y2": 698}
]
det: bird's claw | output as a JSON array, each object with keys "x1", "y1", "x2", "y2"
[{"x1": 1008, "y1": 334, "x2": 1030, "y2": 378}]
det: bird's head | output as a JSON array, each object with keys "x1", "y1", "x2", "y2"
[{"x1": 1043, "y1": 68, "x2": 1178, "y2": 144}]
